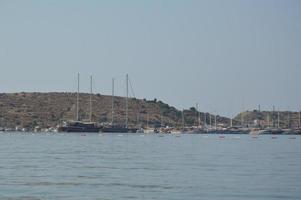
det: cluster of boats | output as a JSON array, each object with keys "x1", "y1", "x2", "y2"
[
  {"x1": 57, "y1": 74, "x2": 144, "y2": 133},
  {"x1": 55, "y1": 120, "x2": 301, "y2": 135},
  {"x1": 1, "y1": 122, "x2": 301, "y2": 135},
  {"x1": 248, "y1": 128, "x2": 301, "y2": 135},
  {"x1": 2, "y1": 74, "x2": 300, "y2": 135}
]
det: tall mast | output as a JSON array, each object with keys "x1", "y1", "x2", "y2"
[
  {"x1": 209, "y1": 114, "x2": 212, "y2": 127},
  {"x1": 147, "y1": 113, "x2": 149, "y2": 128},
  {"x1": 241, "y1": 113, "x2": 243, "y2": 127},
  {"x1": 272, "y1": 106, "x2": 275, "y2": 128},
  {"x1": 299, "y1": 111, "x2": 301, "y2": 129},
  {"x1": 76, "y1": 73, "x2": 80, "y2": 121},
  {"x1": 287, "y1": 111, "x2": 290, "y2": 129},
  {"x1": 204, "y1": 113, "x2": 207, "y2": 128},
  {"x1": 196, "y1": 103, "x2": 200, "y2": 128},
  {"x1": 182, "y1": 109, "x2": 184, "y2": 129},
  {"x1": 277, "y1": 110, "x2": 280, "y2": 129},
  {"x1": 258, "y1": 105, "x2": 261, "y2": 128},
  {"x1": 230, "y1": 118, "x2": 233, "y2": 127},
  {"x1": 89, "y1": 75, "x2": 93, "y2": 122},
  {"x1": 214, "y1": 114, "x2": 217, "y2": 130},
  {"x1": 111, "y1": 78, "x2": 115, "y2": 125},
  {"x1": 241, "y1": 97, "x2": 245, "y2": 127},
  {"x1": 160, "y1": 113, "x2": 163, "y2": 128},
  {"x1": 125, "y1": 74, "x2": 128, "y2": 128}
]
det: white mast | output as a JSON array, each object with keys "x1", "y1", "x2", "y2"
[
  {"x1": 277, "y1": 110, "x2": 280, "y2": 129},
  {"x1": 182, "y1": 109, "x2": 184, "y2": 129},
  {"x1": 272, "y1": 106, "x2": 275, "y2": 128},
  {"x1": 147, "y1": 113, "x2": 149, "y2": 128},
  {"x1": 125, "y1": 74, "x2": 128, "y2": 128},
  {"x1": 299, "y1": 111, "x2": 301, "y2": 129},
  {"x1": 287, "y1": 111, "x2": 290, "y2": 129},
  {"x1": 241, "y1": 113, "x2": 244, "y2": 127},
  {"x1": 214, "y1": 114, "x2": 217, "y2": 130},
  {"x1": 89, "y1": 75, "x2": 93, "y2": 122},
  {"x1": 111, "y1": 78, "x2": 115, "y2": 125},
  {"x1": 76, "y1": 73, "x2": 80, "y2": 121},
  {"x1": 204, "y1": 113, "x2": 207, "y2": 128},
  {"x1": 196, "y1": 103, "x2": 200, "y2": 128}
]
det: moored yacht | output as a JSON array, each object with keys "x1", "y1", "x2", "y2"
[
  {"x1": 100, "y1": 74, "x2": 138, "y2": 133},
  {"x1": 58, "y1": 74, "x2": 100, "y2": 133},
  {"x1": 58, "y1": 121, "x2": 101, "y2": 132}
]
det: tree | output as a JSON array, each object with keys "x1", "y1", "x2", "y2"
[{"x1": 190, "y1": 107, "x2": 196, "y2": 112}]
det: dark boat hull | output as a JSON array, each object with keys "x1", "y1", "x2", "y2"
[
  {"x1": 59, "y1": 126, "x2": 100, "y2": 133},
  {"x1": 58, "y1": 121, "x2": 101, "y2": 133},
  {"x1": 101, "y1": 127, "x2": 138, "y2": 133},
  {"x1": 101, "y1": 127, "x2": 128, "y2": 133}
]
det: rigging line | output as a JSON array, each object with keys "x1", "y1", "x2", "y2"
[
  {"x1": 127, "y1": 75, "x2": 142, "y2": 127},
  {"x1": 128, "y1": 77, "x2": 136, "y2": 98}
]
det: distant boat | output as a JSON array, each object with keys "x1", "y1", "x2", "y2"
[
  {"x1": 101, "y1": 78, "x2": 125, "y2": 133},
  {"x1": 102, "y1": 125, "x2": 137, "y2": 133},
  {"x1": 58, "y1": 74, "x2": 100, "y2": 133},
  {"x1": 268, "y1": 128, "x2": 283, "y2": 135},
  {"x1": 100, "y1": 74, "x2": 137, "y2": 133},
  {"x1": 250, "y1": 128, "x2": 269, "y2": 135},
  {"x1": 142, "y1": 114, "x2": 157, "y2": 134},
  {"x1": 282, "y1": 129, "x2": 294, "y2": 135},
  {"x1": 136, "y1": 127, "x2": 144, "y2": 133},
  {"x1": 58, "y1": 121, "x2": 101, "y2": 133},
  {"x1": 171, "y1": 129, "x2": 182, "y2": 134},
  {"x1": 101, "y1": 126, "x2": 127, "y2": 133},
  {"x1": 143, "y1": 128, "x2": 154, "y2": 134}
]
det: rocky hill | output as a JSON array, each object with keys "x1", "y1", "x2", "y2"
[
  {"x1": 0, "y1": 92, "x2": 231, "y2": 130},
  {"x1": 234, "y1": 110, "x2": 301, "y2": 129}
]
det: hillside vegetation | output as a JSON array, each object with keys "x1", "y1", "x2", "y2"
[
  {"x1": 234, "y1": 110, "x2": 301, "y2": 129},
  {"x1": 0, "y1": 92, "x2": 231, "y2": 129}
]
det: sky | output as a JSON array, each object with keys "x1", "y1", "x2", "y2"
[{"x1": 0, "y1": 0, "x2": 300, "y2": 117}]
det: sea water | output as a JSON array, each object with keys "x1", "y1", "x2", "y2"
[{"x1": 0, "y1": 133, "x2": 300, "y2": 200}]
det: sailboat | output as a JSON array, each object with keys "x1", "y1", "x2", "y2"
[
  {"x1": 144, "y1": 113, "x2": 157, "y2": 133},
  {"x1": 101, "y1": 74, "x2": 137, "y2": 133},
  {"x1": 58, "y1": 74, "x2": 101, "y2": 133}
]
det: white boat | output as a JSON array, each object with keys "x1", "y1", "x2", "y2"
[
  {"x1": 136, "y1": 128, "x2": 144, "y2": 133},
  {"x1": 171, "y1": 130, "x2": 182, "y2": 134},
  {"x1": 250, "y1": 128, "x2": 269, "y2": 135},
  {"x1": 144, "y1": 128, "x2": 155, "y2": 134}
]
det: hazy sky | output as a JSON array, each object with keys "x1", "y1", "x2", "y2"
[{"x1": 0, "y1": 0, "x2": 300, "y2": 117}]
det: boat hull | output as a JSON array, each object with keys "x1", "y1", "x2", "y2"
[
  {"x1": 58, "y1": 126, "x2": 100, "y2": 133},
  {"x1": 101, "y1": 127, "x2": 138, "y2": 133},
  {"x1": 58, "y1": 121, "x2": 101, "y2": 133}
]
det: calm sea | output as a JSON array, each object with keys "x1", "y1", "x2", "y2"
[{"x1": 0, "y1": 133, "x2": 300, "y2": 200}]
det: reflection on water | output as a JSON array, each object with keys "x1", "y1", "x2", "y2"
[{"x1": 0, "y1": 133, "x2": 300, "y2": 200}]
